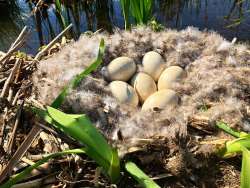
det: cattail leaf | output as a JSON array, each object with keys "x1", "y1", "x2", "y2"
[{"x1": 125, "y1": 162, "x2": 161, "y2": 188}]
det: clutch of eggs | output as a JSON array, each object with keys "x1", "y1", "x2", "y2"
[{"x1": 103, "y1": 51, "x2": 186, "y2": 111}]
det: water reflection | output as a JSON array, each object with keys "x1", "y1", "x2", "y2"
[
  {"x1": 155, "y1": 0, "x2": 250, "y2": 40},
  {"x1": 0, "y1": 0, "x2": 250, "y2": 55}
]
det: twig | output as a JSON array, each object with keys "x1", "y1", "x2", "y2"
[
  {"x1": 34, "y1": 24, "x2": 73, "y2": 61},
  {"x1": 33, "y1": 0, "x2": 44, "y2": 14},
  {"x1": 12, "y1": 89, "x2": 21, "y2": 106},
  {"x1": 0, "y1": 27, "x2": 28, "y2": 65},
  {"x1": 1, "y1": 59, "x2": 22, "y2": 98},
  {"x1": 6, "y1": 101, "x2": 24, "y2": 154},
  {"x1": 0, "y1": 125, "x2": 42, "y2": 183},
  {"x1": 10, "y1": 27, "x2": 29, "y2": 50},
  {"x1": 0, "y1": 77, "x2": 7, "y2": 84},
  {"x1": 0, "y1": 108, "x2": 8, "y2": 146},
  {"x1": 7, "y1": 88, "x2": 14, "y2": 103}
]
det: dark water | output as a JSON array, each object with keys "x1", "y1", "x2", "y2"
[{"x1": 0, "y1": 0, "x2": 250, "y2": 55}]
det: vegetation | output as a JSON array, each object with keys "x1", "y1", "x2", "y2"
[
  {"x1": 120, "y1": 0, "x2": 154, "y2": 29},
  {"x1": 125, "y1": 162, "x2": 161, "y2": 188},
  {"x1": 54, "y1": 0, "x2": 67, "y2": 29},
  {"x1": 217, "y1": 122, "x2": 250, "y2": 188}
]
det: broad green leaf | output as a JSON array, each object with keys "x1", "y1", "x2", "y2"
[
  {"x1": 240, "y1": 146, "x2": 250, "y2": 188},
  {"x1": 47, "y1": 106, "x2": 112, "y2": 160},
  {"x1": 33, "y1": 106, "x2": 120, "y2": 182},
  {"x1": 51, "y1": 38, "x2": 105, "y2": 108},
  {"x1": 125, "y1": 162, "x2": 161, "y2": 188},
  {"x1": 218, "y1": 137, "x2": 250, "y2": 158},
  {"x1": 216, "y1": 122, "x2": 250, "y2": 188},
  {"x1": 226, "y1": 138, "x2": 250, "y2": 153},
  {"x1": 1, "y1": 148, "x2": 86, "y2": 188},
  {"x1": 46, "y1": 106, "x2": 120, "y2": 182}
]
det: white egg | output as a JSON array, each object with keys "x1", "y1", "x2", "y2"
[
  {"x1": 109, "y1": 81, "x2": 139, "y2": 106},
  {"x1": 158, "y1": 66, "x2": 186, "y2": 90},
  {"x1": 142, "y1": 51, "x2": 165, "y2": 81},
  {"x1": 105, "y1": 57, "x2": 136, "y2": 81},
  {"x1": 142, "y1": 89, "x2": 179, "y2": 111},
  {"x1": 131, "y1": 72, "x2": 157, "y2": 102}
]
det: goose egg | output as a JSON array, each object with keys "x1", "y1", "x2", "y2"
[
  {"x1": 105, "y1": 57, "x2": 136, "y2": 81},
  {"x1": 131, "y1": 72, "x2": 157, "y2": 102},
  {"x1": 142, "y1": 51, "x2": 165, "y2": 81},
  {"x1": 142, "y1": 89, "x2": 179, "y2": 111},
  {"x1": 158, "y1": 66, "x2": 186, "y2": 90},
  {"x1": 109, "y1": 81, "x2": 139, "y2": 106}
]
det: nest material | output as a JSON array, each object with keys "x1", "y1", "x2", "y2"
[{"x1": 32, "y1": 27, "x2": 250, "y2": 186}]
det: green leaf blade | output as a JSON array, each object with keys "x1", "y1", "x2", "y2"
[
  {"x1": 240, "y1": 147, "x2": 250, "y2": 188},
  {"x1": 45, "y1": 106, "x2": 120, "y2": 182},
  {"x1": 125, "y1": 162, "x2": 161, "y2": 188},
  {"x1": 51, "y1": 38, "x2": 105, "y2": 108},
  {"x1": 47, "y1": 106, "x2": 112, "y2": 160},
  {"x1": 216, "y1": 121, "x2": 241, "y2": 138}
]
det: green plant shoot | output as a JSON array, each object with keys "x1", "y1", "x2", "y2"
[
  {"x1": 217, "y1": 122, "x2": 250, "y2": 188},
  {"x1": 125, "y1": 162, "x2": 160, "y2": 188},
  {"x1": 32, "y1": 106, "x2": 120, "y2": 183},
  {"x1": 240, "y1": 146, "x2": 250, "y2": 188}
]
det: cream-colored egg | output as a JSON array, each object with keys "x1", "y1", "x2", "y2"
[
  {"x1": 109, "y1": 81, "x2": 139, "y2": 106},
  {"x1": 105, "y1": 57, "x2": 136, "y2": 81},
  {"x1": 142, "y1": 89, "x2": 179, "y2": 111},
  {"x1": 142, "y1": 51, "x2": 165, "y2": 81},
  {"x1": 131, "y1": 72, "x2": 157, "y2": 102},
  {"x1": 158, "y1": 66, "x2": 186, "y2": 90}
]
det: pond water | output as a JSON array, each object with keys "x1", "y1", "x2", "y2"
[{"x1": 0, "y1": 0, "x2": 250, "y2": 55}]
